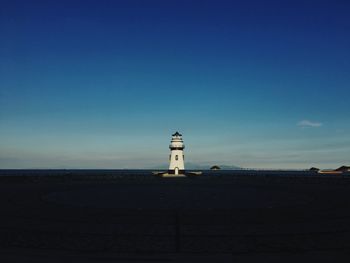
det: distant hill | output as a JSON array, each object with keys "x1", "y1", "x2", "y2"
[
  {"x1": 217, "y1": 165, "x2": 242, "y2": 170},
  {"x1": 179, "y1": 163, "x2": 242, "y2": 170},
  {"x1": 150, "y1": 163, "x2": 241, "y2": 170},
  {"x1": 335, "y1": 166, "x2": 350, "y2": 172}
]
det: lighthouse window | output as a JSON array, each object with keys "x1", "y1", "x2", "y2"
[
  {"x1": 175, "y1": 155, "x2": 178, "y2": 160},
  {"x1": 183, "y1": 155, "x2": 184, "y2": 160}
]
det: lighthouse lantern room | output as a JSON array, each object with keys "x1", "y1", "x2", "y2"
[{"x1": 168, "y1": 132, "x2": 185, "y2": 175}]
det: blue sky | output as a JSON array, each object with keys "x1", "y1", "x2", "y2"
[{"x1": 1, "y1": 0, "x2": 350, "y2": 169}]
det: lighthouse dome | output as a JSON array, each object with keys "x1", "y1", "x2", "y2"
[{"x1": 172, "y1": 131, "x2": 182, "y2": 137}]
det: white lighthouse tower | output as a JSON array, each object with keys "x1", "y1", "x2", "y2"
[
  {"x1": 152, "y1": 132, "x2": 202, "y2": 177},
  {"x1": 168, "y1": 131, "x2": 185, "y2": 175}
]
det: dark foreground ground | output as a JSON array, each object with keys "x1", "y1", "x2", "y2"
[{"x1": 1, "y1": 170, "x2": 350, "y2": 262}]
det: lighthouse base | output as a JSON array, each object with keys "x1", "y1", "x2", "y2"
[
  {"x1": 155, "y1": 173, "x2": 186, "y2": 178},
  {"x1": 152, "y1": 171, "x2": 202, "y2": 178},
  {"x1": 168, "y1": 169, "x2": 185, "y2": 175}
]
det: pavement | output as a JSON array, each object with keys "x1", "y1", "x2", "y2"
[{"x1": 1, "y1": 176, "x2": 350, "y2": 262}]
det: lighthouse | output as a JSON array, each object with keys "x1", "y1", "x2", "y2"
[
  {"x1": 152, "y1": 132, "x2": 202, "y2": 177},
  {"x1": 168, "y1": 131, "x2": 185, "y2": 175}
]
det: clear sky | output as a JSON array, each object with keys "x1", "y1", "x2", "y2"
[{"x1": 1, "y1": 0, "x2": 350, "y2": 169}]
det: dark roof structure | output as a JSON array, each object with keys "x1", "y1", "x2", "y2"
[{"x1": 172, "y1": 131, "x2": 182, "y2": 137}]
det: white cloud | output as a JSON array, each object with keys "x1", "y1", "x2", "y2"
[{"x1": 297, "y1": 120, "x2": 323, "y2": 128}]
